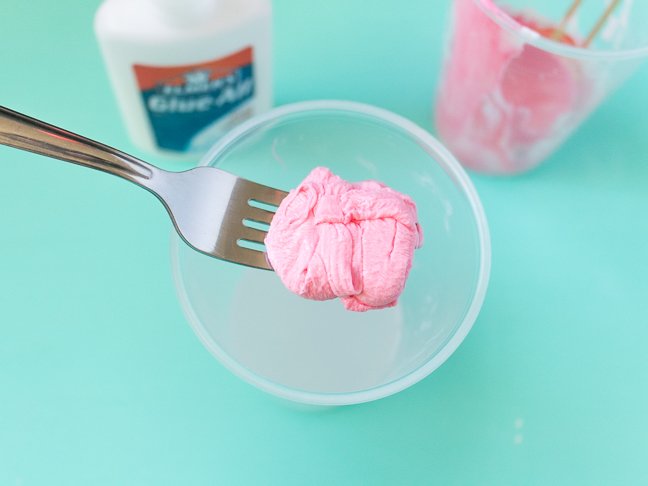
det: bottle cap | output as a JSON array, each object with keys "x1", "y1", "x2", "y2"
[{"x1": 151, "y1": 0, "x2": 220, "y2": 26}]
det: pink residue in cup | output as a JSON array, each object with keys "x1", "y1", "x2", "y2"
[{"x1": 435, "y1": 0, "x2": 583, "y2": 173}]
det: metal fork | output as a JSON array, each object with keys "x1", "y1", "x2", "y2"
[{"x1": 0, "y1": 106, "x2": 288, "y2": 270}]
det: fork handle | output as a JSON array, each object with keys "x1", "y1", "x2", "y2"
[{"x1": 0, "y1": 106, "x2": 157, "y2": 186}]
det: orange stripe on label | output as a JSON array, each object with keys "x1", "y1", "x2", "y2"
[{"x1": 133, "y1": 47, "x2": 253, "y2": 91}]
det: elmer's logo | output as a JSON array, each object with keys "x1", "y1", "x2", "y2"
[{"x1": 133, "y1": 47, "x2": 255, "y2": 152}]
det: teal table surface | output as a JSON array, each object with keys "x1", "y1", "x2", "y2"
[{"x1": 2, "y1": 0, "x2": 648, "y2": 484}]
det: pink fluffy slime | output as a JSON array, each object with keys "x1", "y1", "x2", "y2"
[{"x1": 265, "y1": 167, "x2": 423, "y2": 312}]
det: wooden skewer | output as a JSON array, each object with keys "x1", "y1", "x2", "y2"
[
  {"x1": 549, "y1": 0, "x2": 622, "y2": 47},
  {"x1": 550, "y1": 0, "x2": 582, "y2": 41},
  {"x1": 583, "y1": 0, "x2": 622, "y2": 47}
]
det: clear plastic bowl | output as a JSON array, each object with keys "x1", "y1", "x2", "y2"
[{"x1": 170, "y1": 101, "x2": 491, "y2": 406}]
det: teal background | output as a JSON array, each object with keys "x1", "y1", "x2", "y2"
[{"x1": 2, "y1": 0, "x2": 648, "y2": 484}]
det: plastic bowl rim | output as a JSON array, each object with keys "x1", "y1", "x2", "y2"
[
  {"x1": 472, "y1": 0, "x2": 648, "y2": 61},
  {"x1": 171, "y1": 100, "x2": 492, "y2": 406}
]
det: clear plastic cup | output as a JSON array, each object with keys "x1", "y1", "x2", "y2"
[
  {"x1": 170, "y1": 101, "x2": 490, "y2": 406},
  {"x1": 435, "y1": 0, "x2": 648, "y2": 174}
]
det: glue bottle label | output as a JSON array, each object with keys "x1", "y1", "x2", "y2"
[{"x1": 133, "y1": 47, "x2": 255, "y2": 152}]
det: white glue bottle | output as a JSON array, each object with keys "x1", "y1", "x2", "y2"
[{"x1": 95, "y1": 0, "x2": 272, "y2": 157}]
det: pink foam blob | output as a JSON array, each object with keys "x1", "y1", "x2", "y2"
[{"x1": 265, "y1": 167, "x2": 423, "y2": 312}]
